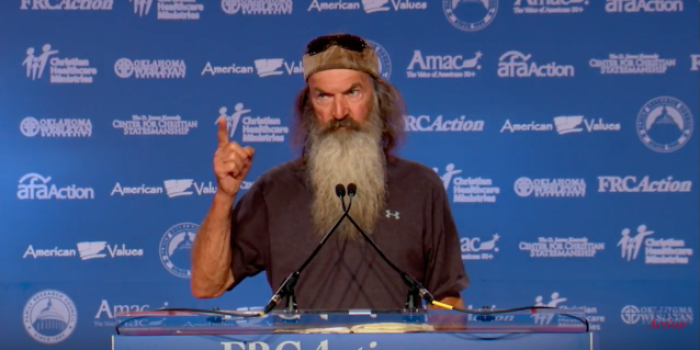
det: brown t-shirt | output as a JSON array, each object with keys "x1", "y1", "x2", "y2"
[{"x1": 227, "y1": 156, "x2": 469, "y2": 310}]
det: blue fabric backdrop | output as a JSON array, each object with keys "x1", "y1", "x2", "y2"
[{"x1": 1, "y1": 1, "x2": 698, "y2": 349}]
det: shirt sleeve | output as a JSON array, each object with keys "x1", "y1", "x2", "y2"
[
  {"x1": 423, "y1": 173, "x2": 470, "y2": 301},
  {"x1": 226, "y1": 180, "x2": 269, "y2": 291}
]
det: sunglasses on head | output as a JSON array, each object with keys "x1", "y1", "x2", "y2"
[{"x1": 305, "y1": 34, "x2": 368, "y2": 56}]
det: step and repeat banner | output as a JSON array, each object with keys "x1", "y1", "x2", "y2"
[{"x1": 1, "y1": 1, "x2": 698, "y2": 349}]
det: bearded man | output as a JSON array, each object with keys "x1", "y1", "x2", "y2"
[{"x1": 190, "y1": 34, "x2": 469, "y2": 311}]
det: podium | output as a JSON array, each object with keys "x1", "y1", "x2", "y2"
[{"x1": 111, "y1": 307, "x2": 597, "y2": 350}]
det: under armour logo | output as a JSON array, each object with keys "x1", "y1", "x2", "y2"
[{"x1": 385, "y1": 210, "x2": 400, "y2": 219}]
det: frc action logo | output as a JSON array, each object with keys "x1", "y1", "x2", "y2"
[
  {"x1": 23, "y1": 290, "x2": 77, "y2": 344},
  {"x1": 21, "y1": 0, "x2": 113, "y2": 10},
  {"x1": 597, "y1": 175, "x2": 692, "y2": 193}
]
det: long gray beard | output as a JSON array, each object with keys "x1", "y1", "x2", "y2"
[{"x1": 306, "y1": 113, "x2": 386, "y2": 241}]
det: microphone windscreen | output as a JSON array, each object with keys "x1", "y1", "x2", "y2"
[
  {"x1": 335, "y1": 184, "x2": 346, "y2": 197},
  {"x1": 347, "y1": 183, "x2": 357, "y2": 196}
]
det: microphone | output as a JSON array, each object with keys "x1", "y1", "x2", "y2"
[
  {"x1": 342, "y1": 183, "x2": 436, "y2": 311},
  {"x1": 263, "y1": 184, "x2": 352, "y2": 314}
]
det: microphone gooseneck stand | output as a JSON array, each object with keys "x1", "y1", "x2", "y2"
[
  {"x1": 342, "y1": 183, "x2": 434, "y2": 312},
  {"x1": 262, "y1": 184, "x2": 353, "y2": 314}
]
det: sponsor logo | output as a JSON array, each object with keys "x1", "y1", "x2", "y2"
[
  {"x1": 308, "y1": 0, "x2": 362, "y2": 11},
  {"x1": 621, "y1": 305, "x2": 694, "y2": 327},
  {"x1": 20, "y1": 0, "x2": 113, "y2": 10},
  {"x1": 20, "y1": 117, "x2": 92, "y2": 137},
  {"x1": 435, "y1": 164, "x2": 500, "y2": 203},
  {"x1": 362, "y1": 0, "x2": 428, "y2": 12},
  {"x1": 114, "y1": 58, "x2": 186, "y2": 79},
  {"x1": 405, "y1": 115, "x2": 484, "y2": 132},
  {"x1": 113, "y1": 115, "x2": 198, "y2": 136},
  {"x1": 219, "y1": 103, "x2": 289, "y2": 142},
  {"x1": 514, "y1": 177, "x2": 586, "y2": 198},
  {"x1": 76, "y1": 242, "x2": 144, "y2": 259},
  {"x1": 110, "y1": 179, "x2": 253, "y2": 197},
  {"x1": 691, "y1": 55, "x2": 699, "y2": 71},
  {"x1": 605, "y1": 0, "x2": 684, "y2": 13},
  {"x1": 598, "y1": 175, "x2": 692, "y2": 193},
  {"x1": 501, "y1": 116, "x2": 620, "y2": 133},
  {"x1": 17, "y1": 173, "x2": 95, "y2": 200},
  {"x1": 590, "y1": 54, "x2": 676, "y2": 74},
  {"x1": 253, "y1": 58, "x2": 303, "y2": 77},
  {"x1": 513, "y1": 0, "x2": 589, "y2": 14},
  {"x1": 23, "y1": 290, "x2": 78, "y2": 344},
  {"x1": 532, "y1": 292, "x2": 604, "y2": 331},
  {"x1": 498, "y1": 51, "x2": 574, "y2": 78},
  {"x1": 442, "y1": 0, "x2": 499, "y2": 32},
  {"x1": 22, "y1": 242, "x2": 143, "y2": 259},
  {"x1": 461, "y1": 234, "x2": 499, "y2": 260},
  {"x1": 94, "y1": 300, "x2": 169, "y2": 327},
  {"x1": 23, "y1": 44, "x2": 97, "y2": 83},
  {"x1": 159, "y1": 223, "x2": 199, "y2": 278},
  {"x1": 520, "y1": 237, "x2": 605, "y2": 258},
  {"x1": 131, "y1": 0, "x2": 204, "y2": 20},
  {"x1": 636, "y1": 96, "x2": 693, "y2": 153},
  {"x1": 23, "y1": 245, "x2": 76, "y2": 259},
  {"x1": 618, "y1": 224, "x2": 693, "y2": 265},
  {"x1": 201, "y1": 61, "x2": 255, "y2": 76},
  {"x1": 407, "y1": 50, "x2": 482, "y2": 78},
  {"x1": 221, "y1": 0, "x2": 293, "y2": 14},
  {"x1": 368, "y1": 40, "x2": 392, "y2": 79}
]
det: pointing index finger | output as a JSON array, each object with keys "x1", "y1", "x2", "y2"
[{"x1": 217, "y1": 117, "x2": 229, "y2": 146}]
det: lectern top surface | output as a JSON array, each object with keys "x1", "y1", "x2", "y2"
[{"x1": 114, "y1": 308, "x2": 590, "y2": 336}]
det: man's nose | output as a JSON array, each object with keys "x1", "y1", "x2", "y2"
[{"x1": 331, "y1": 96, "x2": 349, "y2": 120}]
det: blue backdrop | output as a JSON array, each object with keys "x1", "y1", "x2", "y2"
[{"x1": 1, "y1": 0, "x2": 698, "y2": 349}]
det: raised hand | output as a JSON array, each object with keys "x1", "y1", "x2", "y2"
[{"x1": 213, "y1": 117, "x2": 255, "y2": 198}]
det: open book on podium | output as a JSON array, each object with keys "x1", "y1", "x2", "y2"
[{"x1": 112, "y1": 307, "x2": 598, "y2": 350}]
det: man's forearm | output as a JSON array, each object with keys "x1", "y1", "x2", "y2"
[{"x1": 190, "y1": 191, "x2": 237, "y2": 298}]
